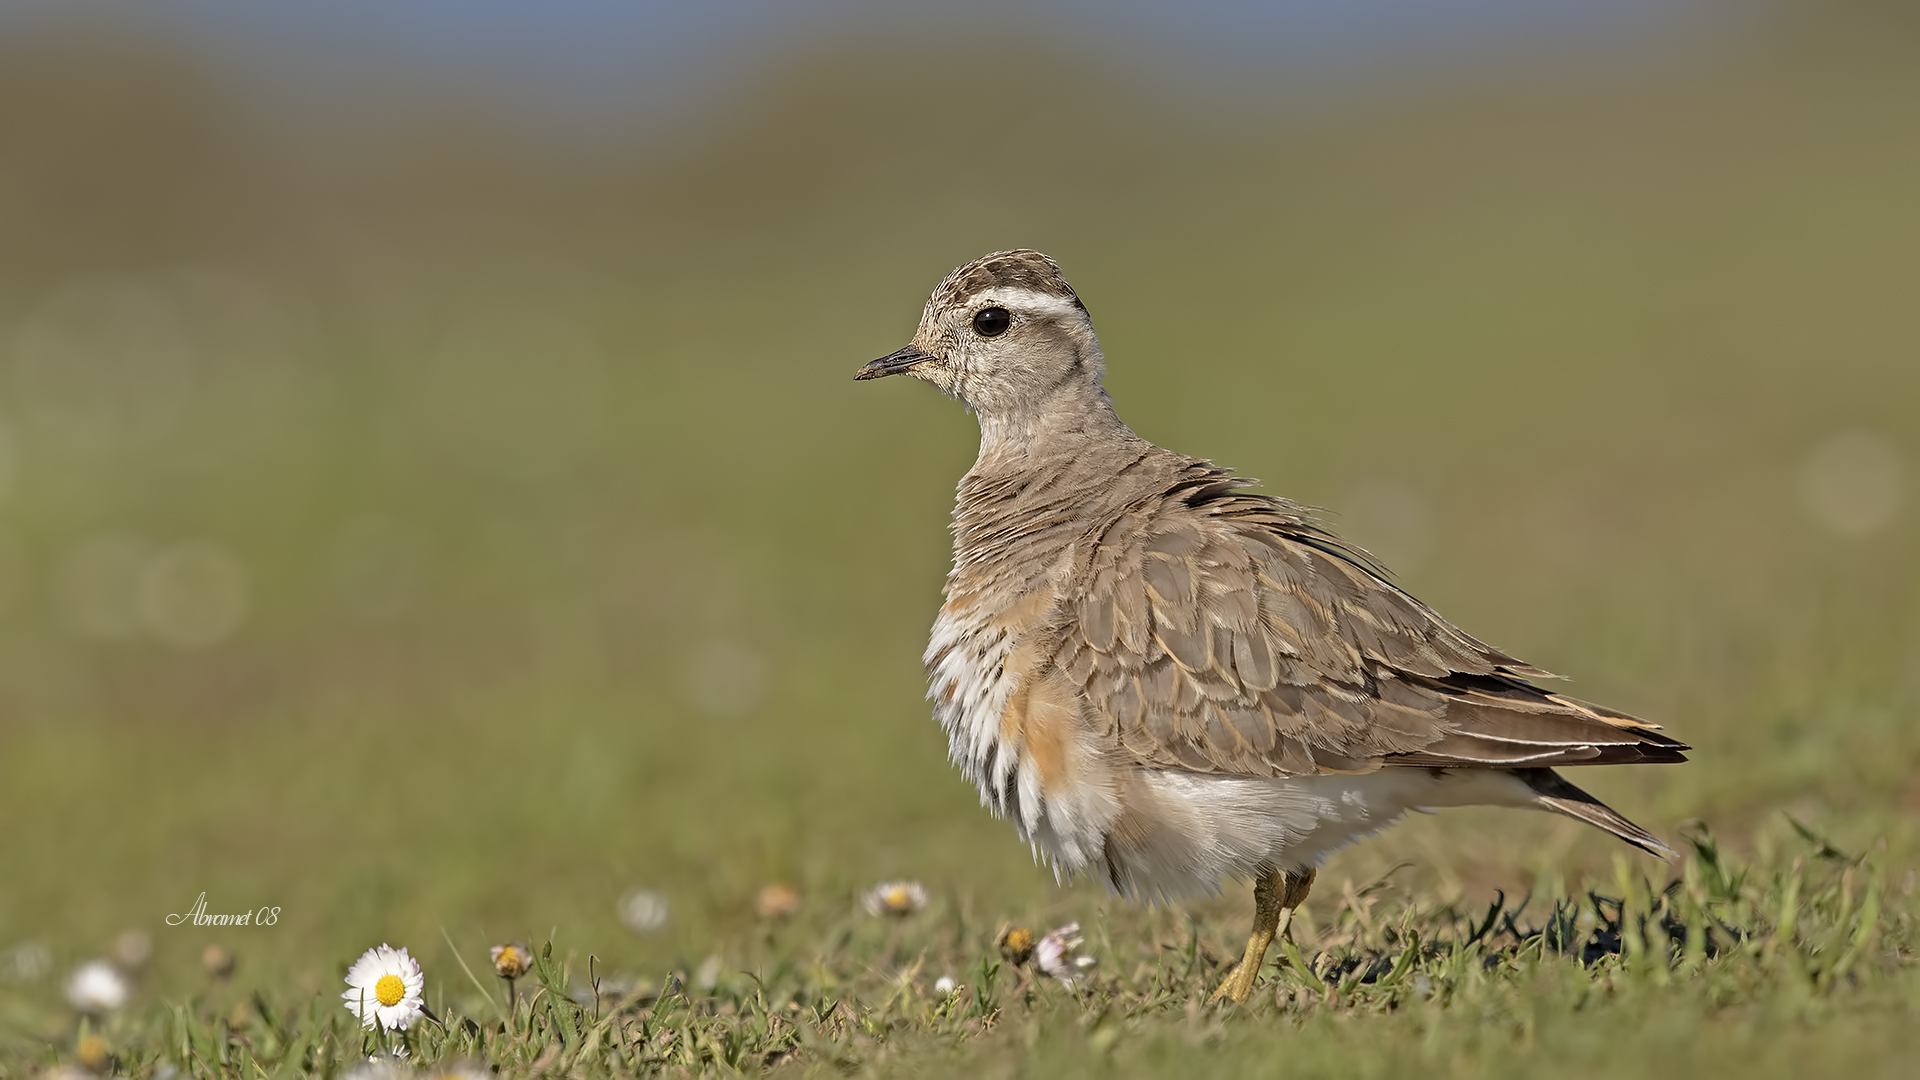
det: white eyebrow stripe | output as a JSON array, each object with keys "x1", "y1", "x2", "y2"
[{"x1": 977, "y1": 288, "x2": 1086, "y2": 322}]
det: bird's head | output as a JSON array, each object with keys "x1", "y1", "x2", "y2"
[{"x1": 857, "y1": 250, "x2": 1107, "y2": 431}]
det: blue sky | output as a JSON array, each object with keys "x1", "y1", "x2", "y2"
[{"x1": 0, "y1": 0, "x2": 1730, "y2": 130}]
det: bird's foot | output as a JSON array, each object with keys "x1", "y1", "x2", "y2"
[
  {"x1": 1209, "y1": 957, "x2": 1263, "y2": 1004},
  {"x1": 1208, "y1": 866, "x2": 1314, "y2": 1005}
]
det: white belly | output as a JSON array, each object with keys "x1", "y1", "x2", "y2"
[{"x1": 1106, "y1": 768, "x2": 1538, "y2": 902}]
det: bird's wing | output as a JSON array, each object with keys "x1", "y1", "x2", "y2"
[{"x1": 1058, "y1": 478, "x2": 1688, "y2": 778}]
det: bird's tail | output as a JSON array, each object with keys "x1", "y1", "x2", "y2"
[{"x1": 1515, "y1": 768, "x2": 1674, "y2": 859}]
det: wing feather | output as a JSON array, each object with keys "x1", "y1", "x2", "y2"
[{"x1": 1067, "y1": 480, "x2": 1688, "y2": 778}]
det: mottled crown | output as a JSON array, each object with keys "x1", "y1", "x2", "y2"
[{"x1": 930, "y1": 249, "x2": 1087, "y2": 313}]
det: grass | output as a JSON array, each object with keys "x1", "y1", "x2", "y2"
[
  {"x1": 3, "y1": 1, "x2": 1920, "y2": 1075},
  {"x1": 5, "y1": 826, "x2": 1916, "y2": 1077}
]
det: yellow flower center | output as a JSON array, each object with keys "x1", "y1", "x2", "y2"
[
  {"x1": 884, "y1": 885, "x2": 910, "y2": 910},
  {"x1": 374, "y1": 973, "x2": 406, "y2": 1007},
  {"x1": 998, "y1": 926, "x2": 1035, "y2": 964}
]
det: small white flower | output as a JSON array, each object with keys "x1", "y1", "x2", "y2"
[
  {"x1": 695, "y1": 955, "x2": 724, "y2": 991},
  {"x1": 489, "y1": 942, "x2": 532, "y2": 980},
  {"x1": 4, "y1": 940, "x2": 52, "y2": 982},
  {"x1": 933, "y1": 975, "x2": 959, "y2": 995},
  {"x1": 112, "y1": 930, "x2": 153, "y2": 971},
  {"x1": 65, "y1": 959, "x2": 130, "y2": 1013},
  {"x1": 342, "y1": 944, "x2": 426, "y2": 1031},
  {"x1": 619, "y1": 889, "x2": 670, "y2": 933},
  {"x1": 1034, "y1": 923, "x2": 1096, "y2": 987},
  {"x1": 861, "y1": 880, "x2": 928, "y2": 918}
]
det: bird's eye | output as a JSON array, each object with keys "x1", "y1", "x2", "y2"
[{"x1": 972, "y1": 306, "x2": 1011, "y2": 337}]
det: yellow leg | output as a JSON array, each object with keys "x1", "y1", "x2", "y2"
[{"x1": 1210, "y1": 866, "x2": 1316, "y2": 1004}]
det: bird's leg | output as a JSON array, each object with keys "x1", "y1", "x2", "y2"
[
  {"x1": 1210, "y1": 866, "x2": 1316, "y2": 1004},
  {"x1": 1208, "y1": 867, "x2": 1284, "y2": 1003}
]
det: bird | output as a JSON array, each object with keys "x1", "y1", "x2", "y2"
[{"x1": 855, "y1": 249, "x2": 1688, "y2": 1003}]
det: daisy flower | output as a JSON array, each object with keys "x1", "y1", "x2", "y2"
[
  {"x1": 1034, "y1": 923, "x2": 1096, "y2": 987},
  {"x1": 695, "y1": 954, "x2": 725, "y2": 991},
  {"x1": 112, "y1": 930, "x2": 152, "y2": 971},
  {"x1": 65, "y1": 959, "x2": 129, "y2": 1014},
  {"x1": 342, "y1": 944, "x2": 426, "y2": 1031},
  {"x1": 76, "y1": 1032, "x2": 111, "y2": 1072},
  {"x1": 3, "y1": 940, "x2": 52, "y2": 982},
  {"x1": 489, "y1": 943, "x2": 532, "y2": 981},
  {"x1": 861, "y1": 880, "x2": 928, "y2": 918},
  {"x1": 618, "y1": 889, "x2": 670, "y2": 933},
  {"x1": 995, "y1": 925, "x2": 1035, "y2": 966},
  {"x1": 754, "y1": 882, "x2": 801, "y2": 919},
  {"x1": 202, "y1": 944, "x2": 236, "y2": 979}
]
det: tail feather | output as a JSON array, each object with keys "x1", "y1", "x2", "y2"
[{"x1": 1515, "y1": 768, "x2": 1674, "y2": 859}]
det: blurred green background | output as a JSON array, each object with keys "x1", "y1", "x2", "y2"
[{"x1": 0, "y1": 0, "x2": 1916, "y2": 1009}]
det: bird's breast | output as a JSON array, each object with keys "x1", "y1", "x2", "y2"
[{"x1": 924, "y1": 557, "x2": 1122, "y2": 877}]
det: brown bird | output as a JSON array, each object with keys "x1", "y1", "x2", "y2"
[{"x1": 856, "y1": 250, "x2": 1688, "y2": 1002}]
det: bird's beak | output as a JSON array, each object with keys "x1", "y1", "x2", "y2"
[{"x1": 855, "y1": 345, "x2": 934, "y2": 381}]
